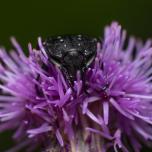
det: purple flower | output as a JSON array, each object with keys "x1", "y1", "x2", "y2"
[{"x1": 0, "y1": 22, "x2": 152, "y2": 152}]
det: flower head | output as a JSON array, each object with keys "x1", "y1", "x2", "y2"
[{"x1": 0, "y1": 22, "x2": 152, "y2": 152}]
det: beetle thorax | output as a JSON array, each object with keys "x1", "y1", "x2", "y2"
[{"x1": 63, "y1": 49, "x2": 83, "y2": 68}]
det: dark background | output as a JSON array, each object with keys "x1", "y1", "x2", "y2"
[{"x1": 0, "y1": 0, "x2": 152, "y2": 151}]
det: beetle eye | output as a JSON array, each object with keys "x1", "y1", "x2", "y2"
[
  {"x1": 49, "y1": 56, "x2": 61, "y2": 67},
  {"x1": 86, "y1": 54, "x2": 96, "y2": 67}
]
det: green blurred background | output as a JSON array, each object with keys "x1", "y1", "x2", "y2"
[{"x1": 0, "y1": 0, "x2": 152, "y2": 151}]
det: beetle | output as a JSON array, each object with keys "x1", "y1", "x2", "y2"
[{"x1": 42, "y1": 34, "x2": 98, "y2": 89}]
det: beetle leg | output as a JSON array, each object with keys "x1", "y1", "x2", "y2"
[{"x1": 81, "y1": 67, "x2": 89, "y2": 95}]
